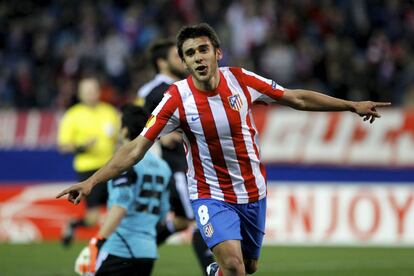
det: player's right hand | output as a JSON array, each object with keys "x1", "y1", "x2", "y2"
[
  {"x1": 74, "y1": 246, "x2": 92, "y2": 275},
  {"x1": 353, "y1": 101, "x2": 391, "y2": 124},
  {"x1": 88, "y1": 236, "x2": 106, "y2": 273},
  {"x1": 56, "y1": 181, "x2": 93, "y2": 205},
  {"x1": 73, "y1": 236, "x2": 106, "y2": 275}
]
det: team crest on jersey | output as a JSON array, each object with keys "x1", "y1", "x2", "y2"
[
  {"x1": 228, "y1": 94, "x2": 243, "y2": 111},
  {"x1": 145, "y1": 115, "x2": 156, "y2": 129},
  {"x1": 203, "y1": 223, "x2": 214, "y2": 238}
]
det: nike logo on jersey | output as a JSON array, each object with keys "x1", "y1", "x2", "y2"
[{"x1": 191, "y1": 116, "x2": 200, "y2": 121}]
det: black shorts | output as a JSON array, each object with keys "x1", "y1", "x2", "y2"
[
  {"x1": 96, "y1": 253, "x2": 155, "y2": 276},
  {"x1": 169, "y1": 171, "x2": 194, "y2": 220},
  {"x1": 77, "y1": 170, "x2": 108, "y2": 208}
]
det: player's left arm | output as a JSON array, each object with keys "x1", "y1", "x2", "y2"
[
  {"x1": 97, "y1": 170, "x2": 135, "y2": 238},
  {"x1": 97, "y1": 205, "x2": 126, "y2": 238},
  {"x1": 278, "y1": 89, "x2": 391, "y2": 123},
  {"x1": 83, "y1": 205, "x2": 126, "y2": 274}
]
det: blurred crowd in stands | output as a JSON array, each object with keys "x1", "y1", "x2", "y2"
[{"x1": 1, "y1": 0, "x2": 414, "y2": 110}]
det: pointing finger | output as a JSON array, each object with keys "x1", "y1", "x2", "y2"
[
  {"x1": 56, "y1": 188, "x2": 71, "y2": 199},
  {"x1": 374, "y1": 102, "x2": 391, "y2": 107}
]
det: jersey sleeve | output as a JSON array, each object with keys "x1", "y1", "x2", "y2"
[
  {"x1": 57, "y1": 110, "x2": 75, "y2": 146},
  {"x1": 140, "y1": 85, "x2": 180, "y2": 141},
  {"x1": 108, "y1": 169, "x2": 137, "y2": 210},
  {"x1": 238, "y1": 68, "x2": 285, "y2": 104}
]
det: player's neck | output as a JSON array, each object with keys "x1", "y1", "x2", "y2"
[
  {"x1": 83, "y1": 102, "x2": 99, "y2": 108},
  {"x1": 192, "y1": 71, "x2": 220, "y2": 92},
  {"x1": 162, "y1": 71, "x2": 180, "y2": 82}
]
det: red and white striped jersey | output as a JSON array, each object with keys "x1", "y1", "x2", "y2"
[{"x1": 140, "y1": 67, "x2": 284, "y2": 204}]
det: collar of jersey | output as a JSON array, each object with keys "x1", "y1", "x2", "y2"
[{"x1": 187, "y1": 70, "x2": 225, "y2": 97}]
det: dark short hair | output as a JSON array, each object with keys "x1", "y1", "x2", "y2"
[
  {"x1": 148, "y1": 38, "x2": 176, "y2": 73},
  {"x1": 120, "y1": 104, "x2": 149, "y2": 140},
  {"x1": 176, "y1": 23, "x2": 221, "y2": 60}
]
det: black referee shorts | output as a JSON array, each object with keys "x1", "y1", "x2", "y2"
[{"x1": 77, "y1": 170, "x2": 108, "y2": 208}]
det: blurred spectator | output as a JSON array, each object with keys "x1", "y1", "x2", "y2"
[
  {"x1": 1, "y1": 0, "x2": 413, "y2": 109},
  {"x1": 102, "y1": 28, "x2": 130, "y2": 93}
]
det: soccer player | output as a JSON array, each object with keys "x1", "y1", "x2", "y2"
[
  {"x1": 57, "y1": 77, "x2": 120, "y2": 246},
  {"x1": 57, "y1": 23, "x2": 391, "y2": 275},
  {"x1": 77, "y1": 104, "x2": 171, "y2": 276},
  {"x1": 137, "y1": 38, "x2": 214, "y2": 272}
]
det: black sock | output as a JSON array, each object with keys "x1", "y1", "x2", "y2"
[
  {"x1": 192, "y1": 228, "x2": 214, "y2": 275},
  {"x1": 62, "y1": 218, "x2": 86, "y2": 247},
  {"x1": 156, "y1": 220, "x2": 175, "y2": 245},
  {"x1": 70, "y1": 218, "x2": 86, "y2": 228}
]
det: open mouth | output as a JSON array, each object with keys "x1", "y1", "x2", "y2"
[{"x1": 195, "y1": 65, "x2": 208, "y2": 75}]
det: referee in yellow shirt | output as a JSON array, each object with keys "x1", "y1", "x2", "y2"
[{"x1": 58, "y1": 77, "x2": 120, "y2": 247}]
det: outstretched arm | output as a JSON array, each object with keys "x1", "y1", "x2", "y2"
[
  {"x1": 278, "y1": 89, "x2": 391, "y2": 123},
  {"x1": 56, "y1": 135, "x2": 153, "y2": 204}
]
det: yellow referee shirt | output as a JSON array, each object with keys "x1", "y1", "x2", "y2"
[{"x1": 58, "y1": 102, "x2": 120, "y2": 172}]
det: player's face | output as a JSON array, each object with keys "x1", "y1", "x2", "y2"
[
  {"x1": 166, "y1": 46, "x2": 187, "y2": 79},
  {"x1": 181, "y1": 36, "x2": 222, "y2": 84}
]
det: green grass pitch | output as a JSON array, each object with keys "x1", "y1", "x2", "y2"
[{"x1": 1, "y1": 242, "x2": 413, "y2": 275}]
